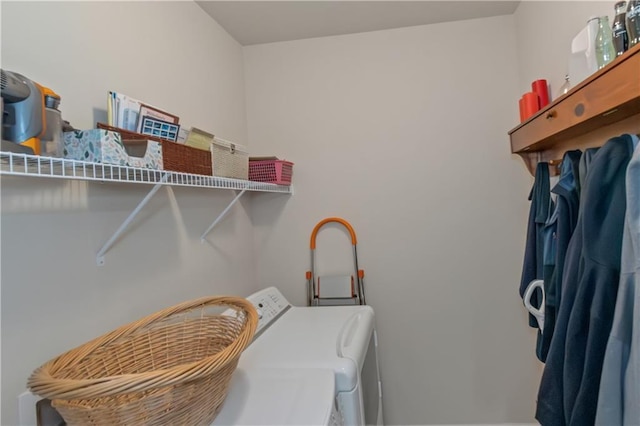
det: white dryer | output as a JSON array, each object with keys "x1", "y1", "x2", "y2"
[{"x1": 237, "y1": 286, "x2": 384, "y2": 426}]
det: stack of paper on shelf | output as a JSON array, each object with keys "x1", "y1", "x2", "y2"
[{"x1": 107, "y1": 92, "x2": 180, "y2": 137}]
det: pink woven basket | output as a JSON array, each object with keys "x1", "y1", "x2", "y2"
[{"x1": 248, "y1": 160, "x2": 294, "y2": 185}]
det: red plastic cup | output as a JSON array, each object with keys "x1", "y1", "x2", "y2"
[
  {"x1": 519, "y1": 97, "x2": 526, "y2": 122},
  {"x1": 522, "y1": 92, "x2": 540, "y2": 120},
  {"x1": 532, "y1": 79, "x2": 549, "y2": 107}
]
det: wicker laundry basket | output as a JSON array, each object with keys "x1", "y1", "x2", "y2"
[{"x1": 27, "y1": 296, "x2": 258, "y2": 426}]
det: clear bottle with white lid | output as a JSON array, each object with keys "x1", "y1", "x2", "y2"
[{"x1": 595, "y1": 16, "x2": 616, "y2": 69}]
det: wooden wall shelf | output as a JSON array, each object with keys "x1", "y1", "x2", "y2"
[{"x1": 508, "y1": 43, "x2": 640, "y2": 176}]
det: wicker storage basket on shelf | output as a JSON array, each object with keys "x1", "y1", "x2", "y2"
[
  {"x1": 211, "y1": 137, "x2": 249, "y2": 179},
  {"x1": 28, "y1": 296, "x2": 258, "y2": 426},
  {"x1": 97, "y1": 123, "x2": 213, "y2": 176}
]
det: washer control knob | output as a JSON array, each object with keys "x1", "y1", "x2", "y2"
[{"x1": 256, "y1": 308, "x2": 263, "y2": 319}]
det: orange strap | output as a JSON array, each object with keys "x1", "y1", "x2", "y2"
[{"x1": 310, "y1": 217, "x2": 357, "y2": 249}]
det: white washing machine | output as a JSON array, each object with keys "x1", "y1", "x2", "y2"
[
  {"x1": 212, "y1": 367, "x2": 342, "y2": 425},
  {"x1": 19, "y1": 286, "x2": 382, "y2": 426},
  {"x1": 235, "y1": 286, "x2": 384, "y2": 426}
]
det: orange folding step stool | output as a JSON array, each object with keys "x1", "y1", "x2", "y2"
[{"x1": 306, "y1": 217, "x2": 366, "y2": 306}]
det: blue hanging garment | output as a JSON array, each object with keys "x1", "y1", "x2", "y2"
[
  {"x1": 538, "y1": 150, "x2": 582, "y2": 362},
  {"x1": 536, "y1": 135, "x2": 634, "y2": 426},
  {"x1": 520, "y1": 162, "x2": 552, "y2": 357},
  {"x1": 595, "y1": 135, "x2": 640, "y2": 425}
]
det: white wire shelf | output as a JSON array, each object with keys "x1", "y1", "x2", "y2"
[
  {"x1": 1, "y1": 150, "x2": 293, "y2": 265},
  {"x1": 0, "y1": 151, "x2": 293, "y2": 193}
]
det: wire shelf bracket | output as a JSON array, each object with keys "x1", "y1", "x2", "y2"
[
  {"x1": 200, "y1": 188, "x2": 248, "y2": 242},
  {"x1": 96, "y1": 176, "x2": 169, "y2": 265}
]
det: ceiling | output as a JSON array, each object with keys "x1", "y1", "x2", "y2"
[{"x1": 196, "y1": 1, "x2": 521, "y2": 46}]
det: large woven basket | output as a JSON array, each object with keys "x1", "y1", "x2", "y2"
[{"x1": 28, "y1": 296, "x2": 258, "y2": 426}]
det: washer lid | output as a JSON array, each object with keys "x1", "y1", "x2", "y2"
[{"x1": 212, "y1": 368, "x2": 337, "y2": 426}]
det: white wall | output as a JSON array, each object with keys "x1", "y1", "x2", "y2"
[
  {"x1": 1, "y1": 2, "x2": 621, "y2": 425},
  {"x1": 0, "y1": 2, "x2": 256, "y2": 424},
  {"x1": 514, "y1": 1, "x2": 612, "y2": 102},
  {"x1": 244, "y1": 15, "x2": 537, "y2": 425}
]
